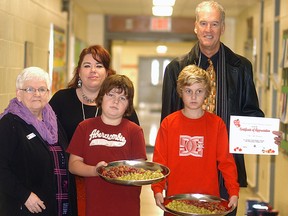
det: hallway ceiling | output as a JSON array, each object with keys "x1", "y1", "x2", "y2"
[{"x1": 74, "y1": 0, "x2": 259, "y2": 17}]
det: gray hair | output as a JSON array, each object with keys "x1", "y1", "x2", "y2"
[
  {"x1": 195, "y1": 0, "x2": 225, "y2": 25},
  {"x1": 16, "y1": 67, "x2": 51, "y2": 89}
]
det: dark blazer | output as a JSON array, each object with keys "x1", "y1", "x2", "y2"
[
  {"x1": 161, "y1": 42, "x2": 264, "y2": 187},
  {"x1": 0, "y1": 113, "x2": 77, "y2": 216}
]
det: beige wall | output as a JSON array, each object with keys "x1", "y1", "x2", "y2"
[
  {"x1": 275, "y1": 0, "x2": 288, "y2": 214},
  {"x1": 72, "y1": 1, "x2": 88, "y2": 42},
  {"x1": 0, "y1": 0, "x2": 67, "y2": 111},
  {"x1": 87, "y1": 14, "x2": 105, "y2": 46}
]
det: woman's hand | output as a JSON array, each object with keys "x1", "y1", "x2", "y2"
[
  {"x1": 228, "y1": 195, "x2": 238, "y2": 208},
  {"x1": 24, "y1": 192, "x2": 46, "y2": 213},
  {"x1": 154, "y1": 192, "x2": 165, "y2": 211}
]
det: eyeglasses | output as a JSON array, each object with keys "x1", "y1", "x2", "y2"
[{"x1": 19, "y1": 87, "x2": 49, "y2": 95}]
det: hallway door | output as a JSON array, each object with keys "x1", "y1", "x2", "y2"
[
  {"x1": 138, "y1": 57, "x2": 172, "y2": 110},
  {"x1": 137, "y1": 57, "x2": 172, "y2": 146}
]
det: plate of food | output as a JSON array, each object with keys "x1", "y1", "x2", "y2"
[
  {"x1": 164, "y1": 193, "x2": 235, "y2": 216},
  {"x1": 96, "y1": 160, "x2": 170, "y2": 186}
]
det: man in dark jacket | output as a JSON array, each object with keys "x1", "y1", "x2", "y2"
[{"x1": 160, "y1": 1, "x2": 281, "y2": 215}]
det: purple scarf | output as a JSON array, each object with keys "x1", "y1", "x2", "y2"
[{"x1": 0, "y1": 98, "x2": 58, "y2": 145}]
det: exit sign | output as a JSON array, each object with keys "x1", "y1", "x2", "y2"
[{"x1": 150, "y1": 17, "x2": 171, "y2": 31}]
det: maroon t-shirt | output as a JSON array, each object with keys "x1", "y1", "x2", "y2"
[{"x1": 67, "y1": 117, "x2": 147, "y2": 216}]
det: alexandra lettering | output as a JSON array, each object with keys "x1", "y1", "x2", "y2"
[{"x1": 89, "y1": 129, "x2": 126, "y2": 142}]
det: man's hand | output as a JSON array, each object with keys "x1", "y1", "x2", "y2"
[{"x1": 273, "y1": 131, "x2": 283, "y2": 145}]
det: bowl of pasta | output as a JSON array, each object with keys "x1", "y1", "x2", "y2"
[
  {"x1": 96, "y1": 160, "x2": 170, "y2": 186},
  {"x1": 164, "y1": 193, "x2": 236, "y2": 216}
]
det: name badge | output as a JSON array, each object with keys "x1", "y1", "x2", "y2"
[{"x1": 26, "y1": 133, "x2": 36, "y2": 140}]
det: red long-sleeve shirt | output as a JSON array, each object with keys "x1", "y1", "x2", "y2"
[{"x1": 152, "y1": 110, "x2": 239, "y2": 198}]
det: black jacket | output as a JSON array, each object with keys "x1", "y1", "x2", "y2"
[
  {"x1": 0, "y1": 113, "x2": 77, "y2": 216},
  {"x1": 161, "y1": 42, "x2": 264, "y2": 187}
]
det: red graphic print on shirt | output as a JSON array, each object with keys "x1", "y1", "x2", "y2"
[{"x1": 179, "y1": 135, "x2": 204, "y2": 157}]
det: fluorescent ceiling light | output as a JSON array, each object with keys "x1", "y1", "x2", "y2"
[
  {"x1": 152, "y1": 6, "x2": 173, "y2": 16},
  {"x1": 153, "y1": 0, "x2": 176, "y2": 6},
  {"x1": 156, "y1": 45, "x2": 168, "y2": 54}
]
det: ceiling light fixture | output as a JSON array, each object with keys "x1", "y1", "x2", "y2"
[
  {"x1": 156, "y1": 45, "x2": 168, "y2": 54},
  {"x1": 152, "y1": 6, "x2": 173, "y2": 16},
  {"x1": 153, "y1": 0, "x2": 176, "y2": 6}
]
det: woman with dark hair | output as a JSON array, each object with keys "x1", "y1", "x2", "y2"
[
  {"x1": 49, "y1": 45, "x2": 140, "y2": 215},
  {"x1": 50, "y1": 45, "x2": 140, "y2": 142}
]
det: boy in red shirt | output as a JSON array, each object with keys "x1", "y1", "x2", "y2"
[{"x1": 151, "y1": 65, "x2": 239, "y2": 215}]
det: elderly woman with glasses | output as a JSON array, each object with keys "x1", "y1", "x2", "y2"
[{"x1": 0, "y1": 67, "x2": 77, "y2": 216}]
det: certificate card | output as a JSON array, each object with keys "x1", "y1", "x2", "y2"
[{"x1": 229, "y1": 116, "x2": 280, "y2": 155}]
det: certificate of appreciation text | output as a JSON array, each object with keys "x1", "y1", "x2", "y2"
[{"x1": 229, "y1": 116, "x2": 279, "y2": 155}]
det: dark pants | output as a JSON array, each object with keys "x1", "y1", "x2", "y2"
[{"x1": 219, "y1": 173, "x2": 237, "y2": 216}]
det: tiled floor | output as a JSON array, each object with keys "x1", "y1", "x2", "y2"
[{"x1": 138, "y1": 106, "x2": 261, "y2": 216}]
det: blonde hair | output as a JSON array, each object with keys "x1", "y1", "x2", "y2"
[{"x1": 177, "y1": 64, "x2": 211, "y2": 98}]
